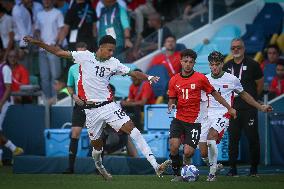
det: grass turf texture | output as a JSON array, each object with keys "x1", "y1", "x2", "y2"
[{"x1": 1, "y1": 167, "x2": 284, "y2": 189}]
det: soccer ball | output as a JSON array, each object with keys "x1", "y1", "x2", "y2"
[{"x1": 181, "y1": 165, "x2": 199, "y2": 182}]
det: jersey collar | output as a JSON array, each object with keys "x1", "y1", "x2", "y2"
[
  {"x1": 211, "y1": 71, "x2": 225, "y2": 79},
  {"x1": 94, "y1": 53, "x2": 108, "y2": 62},
  {"x1": 180, "y1": 70, "x2": 195, "y2": 78}
]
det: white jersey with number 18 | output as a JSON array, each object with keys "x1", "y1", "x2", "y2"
[{"x1": 71, "y1": 50, "x2": 130, "y2": 102}]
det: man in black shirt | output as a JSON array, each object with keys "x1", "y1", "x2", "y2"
[
  {"x1": 223, "y1": 38, "x2": 264, "y2": 176},
  {"x1": 58, "y1": 0, "x2": 97, "y2": 51}
]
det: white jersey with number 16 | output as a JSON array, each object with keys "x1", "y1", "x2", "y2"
[{"x1": 206, "y1": 72, "x2": 244, "y2": 117}]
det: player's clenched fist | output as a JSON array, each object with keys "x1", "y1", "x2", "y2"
[{"x1": 23, "y1": 36, "x2": 37, "y2": 44}]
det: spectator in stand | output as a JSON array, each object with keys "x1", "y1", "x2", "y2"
[
  {"x1": 0, "y1": 4, "x2": 14, "y2": 60},
  {"x1": 182, "y1": 0, "x2": 208, "y2": 22},
  {"x1": 12, "y1": 0, "x2": 43, "y2": 73},
  {"x1": 49, "y1": 76, "x2": 70, "y2": 105},
  {"x1": 120, "y1": 68, "x2": 156, "y2": 131},
  {"x1": 13, "y1": 0, "x2": 43, "y2": 47},
  {"x1": 1, "y1": 0, "x2": 16, "y2": 15},
  {"x1": 133, "y1": 12, "x2": 172, "y2": 60},
  {"x1": 58, "y1": 0, "x2": 97, "y2": 52},
  {"x1": 35, "y1": 0, "x2": 64, "y2": 99},
  {"x1": 128, "y1": 0, "x2": 157, "y2": 36},
  {"x1": 96, "y1": 0, "x2": 126, "y2": 17},
  {"x1": 98, "y1": 0, "x2": 133, "y2": 61},
  {"x1": 269, "y1": 61, "x2": 284, "y2": 97},
  {"x1": 261, "y1": 44, "x2": 283, "y2": 85},
  {"x1": 6, "y1": 49, "x2": 30, "y2": 104},
  {"x1": 148, "y1": 35, "x2": 181, "y2": 78},
  {"x1": 54, "y1": 0, "x2": 70, "y2": 16},
  {"x1": 0, "y1": 49, "x2": 24, "y2": 166}
]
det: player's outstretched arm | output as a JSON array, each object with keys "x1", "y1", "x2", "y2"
[
  {"x1": 128, "y1": 71, "x2": 160, "y2": 84},
  {"x1": 211, "y1": 91, "x2": 237, "y2": 119},
  {"x1": 23, "y1": 36, "x2": 72, "y2": 59},
  {"x1": 239, "y1": 91, "x2": 273, "y2": 112}
]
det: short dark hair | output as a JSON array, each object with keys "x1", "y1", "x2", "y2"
[
  {"x1": 164, "y1": 34, "x2": 176, "y2": 42},
  {"x1": 180, "y1": 49, "x2": 197, "y2": 61},
  {"x1": 208, "y1": 51, "x2": 224, "y2": 63},
  {"x1": 75, "y1": 42, "x2": 88, "y2": 49},
  {"x1": 99, "y1": 35, "x2": 116, "y2": 46},
  {"x1": 267, "y1": 44, "x2": 280, "y2": 54},
  {"x1": 133, "y1": 68, "x2": 143, "y2": 72}
]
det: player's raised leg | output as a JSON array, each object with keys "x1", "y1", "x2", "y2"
[{"x1": 120, "y1": 120, "x2": 171, "y2": 177}]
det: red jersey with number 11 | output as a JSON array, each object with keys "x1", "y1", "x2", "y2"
[{"x1": 168, "y1": 71, "x2": 215, "y2": 123}]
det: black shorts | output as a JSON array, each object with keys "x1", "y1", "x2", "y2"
[
  {"x1": 169, "y1": 118, "x2": 201, "y2": 149},
  {"x1": 72, "y1": 104, "x2": 86, "y2": 127}
]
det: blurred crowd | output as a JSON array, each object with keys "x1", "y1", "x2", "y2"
[{"x1": 0, "y1": 0, "x2": 210, "y2": 103}]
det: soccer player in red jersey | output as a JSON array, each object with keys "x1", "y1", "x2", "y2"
[{"x1": 167, "y1": 49, "x2": 237, "y2": 182}]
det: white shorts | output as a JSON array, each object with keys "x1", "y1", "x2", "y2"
[
  {"x1": 199, "y1": 116, "x2": 210, "y2": 143},
  {"x1": 84, "y1": 102, "x2": 130, "y2": 140},
  {"x1": 199, "y1": 114, "x2": 229, "y2": 143},
  {"x1": 209, "y1": 114, "x2": 230, "y2": 143},
  {"x1": 0, "y1": 101, "x2": 11, "y2": 130}
]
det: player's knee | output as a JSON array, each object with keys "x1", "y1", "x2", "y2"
[
  {"x1": 91, "y1": 139, "x2": 103, "y2": 151},
  {"x1": 169, "y1": 141, "x2": 180, "y2": 155},
  {"x1": 199, "y1": 147, "x2": 208, "y2": 158},
  {"x1": 207, "y1": 128, "x2": 219, "y2": 141},
  {"x1": 121, "y1": 120, "x2": 135, "y2": 135},
  {"x1": 184, "y1": 146, "x2": 194, "y2": 157}
]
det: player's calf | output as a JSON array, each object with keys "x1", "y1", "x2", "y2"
[{"x1": 92, "y1": 148, "x2": 112, "y2": 180}]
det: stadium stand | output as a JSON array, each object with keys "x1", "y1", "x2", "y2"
[{"x1": 243, "y1": 3, "x2": 283, "y2": 53}]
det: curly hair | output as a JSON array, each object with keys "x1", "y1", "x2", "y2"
[{"x1": 208, "y1": 51, "x2": 224, "y2": 63}]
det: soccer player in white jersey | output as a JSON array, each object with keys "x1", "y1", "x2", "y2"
[
  {"x1": 200, "y1": 51, "x2": 272, "y2": 181},
  {"x1": 23, "y1": 35, "x2": 171, "y2": 180}
]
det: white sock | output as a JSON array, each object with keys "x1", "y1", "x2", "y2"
[
  {"x1": 0, "y1": 149, "x2": 3, "y2": 161},
  {"x1": 92, "y1": 148, "x2": 103, "y2": 168},
  {"x1": 207, "y1": 140, "x2": 218, "y2": 175},
  {"x1": 202, "y1": 157, "x2": 209, "y2": 166},
  {"x1": 4, "y1": 140, "x2": 16, "y2": 152},
  {"x1": 130, "y1": 128, "x2": 158, "y2": 170}
]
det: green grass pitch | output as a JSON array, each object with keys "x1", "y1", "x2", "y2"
[{"x1": 1, "y1": 167, "x2": 284, "y2": 189}]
